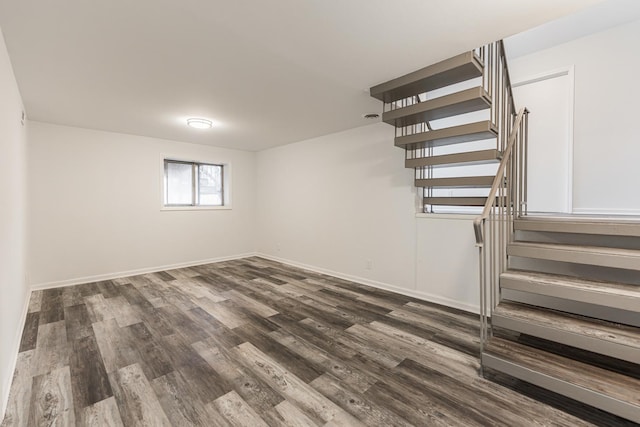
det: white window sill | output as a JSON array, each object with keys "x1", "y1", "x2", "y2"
[
  {"x1": 416, "y1": 212, "x2": 477, "y2": 220},
  {"x1": 161, "y1": 205, "x2": 232, "y2": 212}
]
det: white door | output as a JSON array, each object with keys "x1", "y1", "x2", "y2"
[{"x1": 512, "y1": 70, "x2": 573, "y2": 213}]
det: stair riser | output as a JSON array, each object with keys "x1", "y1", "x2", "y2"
[
  {"x1": 482, "y1": 354, "x2": 640, "y2": 423},
  {"x1": 492, "y1": 314, "x2": 640, "y2": 364},
  {"x1": 514, "y1": 220, "x2": 640, "y2": 237},
  {"x1": 502, "y1": 290, "x2": 640, "y2": 328},
  {"x1": 500, "y1": 276, "x2": 640, "y2": 313},
  {"x1": 507, "y1": 245, "x2": 640, "y2": 271}
]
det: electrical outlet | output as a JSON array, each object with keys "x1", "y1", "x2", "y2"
[
  {"x1": 276, "y1": 244, "x2": 281, "y2": 253},
  {"x1": 365, "y1": 259, "x2": 373, "y2": 270}
]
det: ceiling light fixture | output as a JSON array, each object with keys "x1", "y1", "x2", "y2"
[
  {"x1": 187, "y1": 118, "x2": 213, "y2": 129},
  {"x1": 363, "y1": 113, "x2": 380, "y2": 119}
]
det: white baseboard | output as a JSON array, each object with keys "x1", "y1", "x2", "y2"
[
  {"x1": 30, "y1": 252, "x2": 257, "y2": 291},
  {"x1": 1, "y1": 287, "x2": 31, "y2": 423},
  {"x1": 30, "y1": 252, "x2": 480, "y2": 315},
  {"x1": 256, "y1": 253, "x2": 479, "y2": 315},
  {"x1": 572, "y1": 207, "x2": 640, "y2": 216},
  {"x1": 28, "y1": 252, "x2": 480, "y2": 314}
]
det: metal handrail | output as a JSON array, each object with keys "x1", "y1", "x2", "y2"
[
  {"x1": 473, "y1": 108, "x2": 526, "y2": 245},
  {"x1": 475, "y1": 108, "x2": 529, "y2": 363},
  {"x1": 499, "y1": 40, "x2": 517, "y2": 117}
]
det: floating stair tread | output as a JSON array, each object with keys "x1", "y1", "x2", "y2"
[
  {"x1": 493, "y1": 301, "x2": 640, "y2": 363},
  {"x1": 370, "y1": 51, "x2": 483, "y2": 103},
  {"x1": 415, "y1": 175, "x2": 494, "y2": 188},
  {"x1": 383, "y1": 87, "x2": 491, "y2": 127},
  {"x1": 507, "y1": 241, "x2": 640, "y2": 271},
  {"x1": 515, "y1": 216, "x2": 640, "y2": 237},
  {"x1": 483, "y1": 337, "x2": 640, "y2": 422},
  {"x1": 423, "y1": 197, "x2": 487, "y2": 206},
  {"x1": 395, "y1": 121, "x2": 498, "y2": 149},
  {"x1": 405, "y1": 149, "x2": 500, "y2": 169},
  {"x1": 501, "y1": 269, "x2": 640, "y2": 313}
]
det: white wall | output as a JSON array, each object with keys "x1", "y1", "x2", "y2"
[
  {"x1": 508, "y1": 18, "x2": 640, "y2": 215},
  {"x1": 256, "y1": 123, "x2": 480, "y2": 313},
  {"x1": 415, "y1": 216, "x2": 479, "y2": 311},
  {"x1": 0, "y1": 29, "x2": 28, "y2": 419},
  {"x1": 28, "y1": 122, "x2": 256, "y2": 286}
]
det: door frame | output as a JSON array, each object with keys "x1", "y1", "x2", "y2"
[{"x1": 512, "y1": 66, "x2": 575, "y2": 214}]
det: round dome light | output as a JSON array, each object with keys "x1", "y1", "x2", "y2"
[{"x1": 187, "y1": 118, "x2": 213, "y2": 129}]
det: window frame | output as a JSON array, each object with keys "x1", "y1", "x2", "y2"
[{"x1": 161, "y1": 157, "x2": 231, "y2": 211}]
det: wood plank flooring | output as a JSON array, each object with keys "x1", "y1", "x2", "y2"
[{"x1": 1, "y1": 257, "x2": 633, "y2": 426}]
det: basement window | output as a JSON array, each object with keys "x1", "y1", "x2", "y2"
[{"x1": 163, "y1": 159, "x2": 228, "y2": 209}]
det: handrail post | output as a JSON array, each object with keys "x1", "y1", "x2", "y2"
[
  {"x1": 475, "y1": 40, "x2": 527, "y2": 368},
  {"x1": 475, "y1": 106, "x2": 526, "y2": 356}
]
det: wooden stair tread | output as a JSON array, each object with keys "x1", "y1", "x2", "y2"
[
  {"x1": 415, "y1": 176, "x2": 494, "y2": 188},
  {"x1": 493, "y1": 301, "x2": 640, "y2": 363},
  {"x1": 501, "y1": 269, "x2": 640, "y2": 312},
  {"x1": 483, "y1": 337, "x2": 640, "y2": 422},
  {"x1": 370, "y1": 51, "x2": 483, "y2": 103},
  {"x1": 515, "y1": 216, "x2": 640, "y2": 237},
  {"x1": 395, "y1": 121, "x2": 497, "y2": 149},
  {"x1": 405, "y1": 149, "x2": 500, "y2": 169},
  {"x1": 382, "y1": 87, "x2": 491, "y2": 127},
  {"x1": 507, "y1": 241, "x2": 640, "y2": 271}
]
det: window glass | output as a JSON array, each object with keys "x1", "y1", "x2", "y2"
[
  {"x1": 166, "y1": 162, "x2": 193, "y2": 205},
  {"x1": 198, "y1": 164, "x2": 223, "y2": 206}
]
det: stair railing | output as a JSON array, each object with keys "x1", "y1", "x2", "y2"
[
  {"x1": 473, "y1": 40, "x2": 529, "y2": 362},
  {"x1": 475, "y1": 40, "x2": 517, "y2": 152},
  {"x1": 474, "y1": 108, "x2": 529, "y2": 361}
]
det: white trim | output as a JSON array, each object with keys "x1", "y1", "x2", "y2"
[
  {"x1": 30, "y1": 253, "x2": 255, "y2": 290},
  {"x1": 256, "y1": 253, "x2": 479, "y2": 315},
  {"x1": 28, "y1": 251, "x2": 481, "y2": 314},
  {"x1": 567, "y1": 65, "x2": 575, "y2": 214},
  {"x1": 572, "y1": 207, "x2": 640, "y2": 216},
  {"x1": 160, "y1": 205, "x2": 232, "y2": 212},
  {"x1": 511, "y1": 68, "x2": 570, "y2": 87},
  {"x1": 415, "y1": 213, "x2": 476, "y2": 221},
  {"x1": 513, "y1": 66, "x2": 575, "y2": 214},
  {"x1": 1, "y1": 287, "x2": 31, "y2": 422}
]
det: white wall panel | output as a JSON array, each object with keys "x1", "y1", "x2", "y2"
[{"x1": 0, "y1": 28, "x2": 28, "y2": 419}]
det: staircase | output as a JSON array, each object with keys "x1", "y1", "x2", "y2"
[
  {"x1": 370, "y1": 42, "x2": 640, "y2": 424},
  {"x1": 483, "y1": 216, "x2": 640, "y2": 423},
  {"x1": 370, "y1": 45, "x2": 510, "y2": 211}
]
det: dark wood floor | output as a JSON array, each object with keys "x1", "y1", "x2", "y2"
[{"x1": 1, "y1": 257, "x2": 630, "y2": 426}]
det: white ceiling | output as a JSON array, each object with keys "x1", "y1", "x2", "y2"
[
  {"x1": 505, "y1": 0, "x2": 640, "y2": 58},
  {"x1": 0, "y1": 0, "x2": 605, "y2": 151}
]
